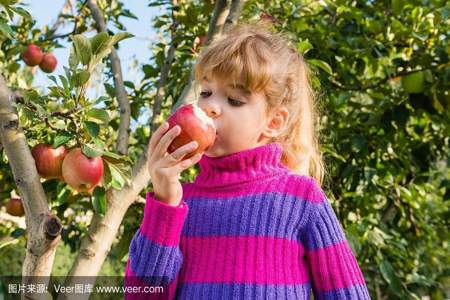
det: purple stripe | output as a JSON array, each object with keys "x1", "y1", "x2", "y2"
[
  {"x1": 314, "y1": 284, "x2": 371, "y2": 300},
  {"x1": 175, "y1": 282, "x2": 312, "y2": 299},
  {"x1": 301, "y1": 200, "x2": 347, "y2": 250},
  {"x1": 181, "y1": 192, "x2": 311, "y2": 242},
  {"x1": 182, "y1": 174, "x2": 326, "y2": 203},
  {"x1": 128, "y1": 229, "x2": 183, "y2": 286}
]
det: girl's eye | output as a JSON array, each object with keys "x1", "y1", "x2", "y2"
[
  {"x1": 227, "y1": 97, "x2": 244, "y2": 107},
  {"x1": 199, "y1": 91, "x2": 211, "y2": 98},
  {"x1": 199, "y1": 91, "x2": 244, "y2": 107}
]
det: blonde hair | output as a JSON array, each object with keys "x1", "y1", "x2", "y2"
[{"x1": 193, "y1": 20, "x2": 325, "y2": 187}]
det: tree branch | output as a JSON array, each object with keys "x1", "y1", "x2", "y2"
[
  {"x1": 223, "y1": 0, "x2": 247, "y2": 32},
  {"x1": 171, "y1": 0, "x2": 247, "y2": 113},
  {"x1": 48, "y1": 0, "x2": 73, "y2": 33},
  {"x1": 0, "y1": 75, "x2": 62, "y2": 299},
  {"x1": 150, "y1": 0, "x2": 180, "y2": 134},
  {"x1": 40, "y1": 0, "x2": 89, "y2": 42},
  {"x1": 87, "y1": 0, "x2": 130, "y2": 155}
]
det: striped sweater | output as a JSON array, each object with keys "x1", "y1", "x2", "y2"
[{"x1": 124, "y1": 142, "x2": 370, "y2": 299}]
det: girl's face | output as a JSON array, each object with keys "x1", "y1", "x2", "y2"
[{"x1": 197, "y1": 75, "x2": 287, "y2": 157}]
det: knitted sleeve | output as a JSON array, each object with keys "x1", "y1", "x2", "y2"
[
  {"x1": 124, "y1": 192, "x2": 188, "y2": 299},
  {"x1": 300, "y1": 181, "x2": 371, "y2": 300}
]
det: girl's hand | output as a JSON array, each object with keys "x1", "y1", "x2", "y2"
[{"x1": 147, "y1": 122, "x2": 203, "y2": 206}]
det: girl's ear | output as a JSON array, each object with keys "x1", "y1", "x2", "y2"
[{"x1": 262, "y1": 107, "x2": 289, "y2": 139}]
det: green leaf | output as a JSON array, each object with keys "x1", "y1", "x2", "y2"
[
  {"x1": 63, "y1": 66, "x2": 72, "y2": 82},
  {"x1": 93, "y1": 137, "x2": 106, "y2": 150},
  {"x1": 92, "y1": 186, "x2": 106, "y2": 216},
  {"x1": 104, "y1": 83, "x2": 116, "y2": 97},
  {"x1": 108, "y1": 162, "x2": 125, "y2": 189},
  {"x1": 81, "y1": 144, "x2": 103, "y2": 158},
  {"x1": 102, "y1": 150, "x2": 122, "y2": 160},
  {"x1": 68, "y1": 44, "x2": 79, "y2": 69},
  {"x1": 10, "y1": 6, "x2": 32, "y2": 19},
  {"x1": 297, "y1": 40, "x2": 313, "y2": 55},
  {"x1": 90, "y1": 32, "x2": 111, "y2": 55},
  {"x1": 143, "y1": 64, "x2": 159, "y2": 78},
  {"x1": 102, "y1": 151, "x2": 133, "y2": 164},
  {"x1": 0, "y1": 20, "x2": 13, "y2": 38},
  {"x1": 94, "y1": 96, "x2": 110, "y2": 105},
  {"x1": 59, "y1": 75, "x2": 69, "y2": 92},
  {"x1": 71, "y1": 34, "x2": 92, "y2": 65},
  {"x1": 53, "y1": 133, "x2": 72, "y2": 148},
  {"x1": 101, "y1": 160, "x2": 112, "y2": 188},
  {"x1": 308, "y1": 59, "x2": 333, "y2": 75},
  {"x1": 89, "y1": 32, "x2": 133, "y2": 66},
  {"x1": 56, "y1": 186, "x2": 71, "y2": 206},
  {"x1": 86, "y1": 108, "x2": 110, "y2": 125},
  {"x1": 48, "y1": 75, "x2": 58, "y2": 86},
  {"x1": 110, "y1": 32, "x2": 134, "y2": 46},
  {"x1": 380, "y1": 260, "x2": 403, "y2": 294},
  {"x1": 84, "y1": 121, "x2": 100, "y2": 138},
  {"x1": 70, "y1": 70, "x2": 90, "y2": 87}
]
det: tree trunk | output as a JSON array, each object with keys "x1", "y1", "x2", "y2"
[{"x1": 0, "y1": 75, "x2": 62, "y2": 300}]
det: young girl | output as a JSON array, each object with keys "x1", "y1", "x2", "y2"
[{"x1": 124, "y1": 21, "x2": 371, "y2": 300}]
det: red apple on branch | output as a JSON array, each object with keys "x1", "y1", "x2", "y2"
[
  {"x1": 39, "y1": 53, "x2": 57, "y2": 73},
  {"x1": 21, "y1": 44, "x2": 43, "y2": 66},
  {"x1": 6, "y1": 198, "x2": 25, "y2": 217},
  {"x1": 198, "y1": 35, "x2": 206, "y2": 47},
  {"x1": 62, "y1": 148, "x2": 104, "y2": 194},
  {"x1": 31, "y1": 144, "x2": 68, "y2": 180},
  {"x1": 259, "y1": 12, "x2": 280, "y2": 24},
  {"x1": 166, "y1": 103, "x2": 216, "y2": 159}
]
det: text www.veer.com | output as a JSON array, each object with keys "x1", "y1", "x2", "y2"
[{"x1": 96, "y1": 285, "x2": 164, "y2": 294}]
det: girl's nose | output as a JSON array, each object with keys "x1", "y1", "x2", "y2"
[{"x1": 201, "y1": 102, "x2": 220, "y2": 119}]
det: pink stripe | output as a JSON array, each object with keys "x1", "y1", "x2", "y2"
[
  {"x1": 140, "y1": 193, "x2": 189, "y2": 246},
  {"x1": 306, "y1": 241, "x2": 366, "y2": 292},
  {"x1": 178, "y1": 235, "x2": 308, "y2": 284},
  {"x1": 182, "y1": 175, "x2": 324, "y2": 203}
]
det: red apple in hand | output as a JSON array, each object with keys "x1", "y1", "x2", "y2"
[
  {"x1": 39, "y1": 53, "x2": 57, "y2": 73},
  {"x1": 21, "y1": 44, "x2": 43, "y2": 66},
  {"x1": 6, "y1": 198, "x2": 25, "y2": 217},
  {"x1": 32, "y1": 144, "x2": 68, "y2": 180},
  {"x1": 166, "y1": 103, "x2": 216, "y2": 159},
  {"x1": 62, "y1": 148, "x2": 104, "y2": 194}
]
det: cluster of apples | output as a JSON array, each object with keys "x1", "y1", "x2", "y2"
[
  {"x1": 31, "y1": 144, "x2": 104, "y2": 194},
  {"x1": 21, "y1": 44, "x2": 57, "y2": 73}
]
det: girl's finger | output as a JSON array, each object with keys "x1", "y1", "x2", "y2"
[
  {"x1": 148, "y1": 122, "x2": 169, "y2": 154},
  {"x1": 162, "y1": 141, "x2": 198, "y2": 166},
  {"x1": 154, "y1": 125, "x2": 181, "y2": 158},
  {"x1": 172, "y1": 152, "x2": 203, "y2": 174}
]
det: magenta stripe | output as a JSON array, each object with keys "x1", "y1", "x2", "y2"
[
  {"x1": 306, "y1": 241, "x2": 366, "y2": 292},
  {"x1": 182, "y1": 175, "x2": 325, "y2": 203},
  {"x1": 178, "y1": 235, "x2": 309, "y2": 284},
  {"x1": 140, "y1": 193, "x2": 189, "y2": 246}
]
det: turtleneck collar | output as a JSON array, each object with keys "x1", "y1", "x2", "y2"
[{"x1": 193, "y1": 142, "x2": 290, "y2": 188}]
